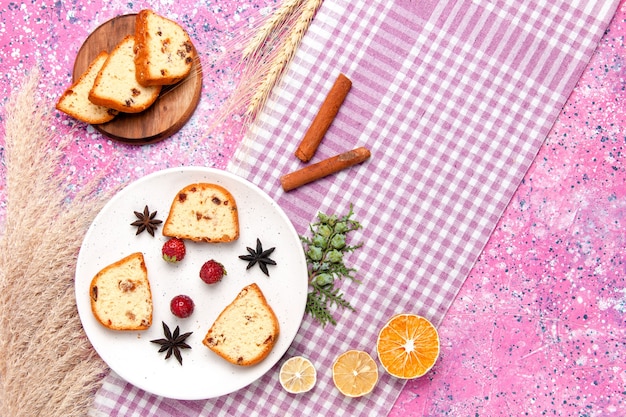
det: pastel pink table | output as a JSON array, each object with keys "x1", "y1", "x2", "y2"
[
  {"x1": 389, "y1": 4, "x2": 626, "y2": 415},
  {"x1": 0, "y1": 1, "x2": 624, "y2": 415}
]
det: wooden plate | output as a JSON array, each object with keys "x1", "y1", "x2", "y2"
[{"x1": 73, "y1": 14, "x2": 203, "y2": 144}]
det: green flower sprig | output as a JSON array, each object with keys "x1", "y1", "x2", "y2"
[{"x1": 300, "y1": 205, "x2": 363, "y2": 326}]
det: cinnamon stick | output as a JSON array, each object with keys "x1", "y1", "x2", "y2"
[
  {"x1": 294, "y1": 73, "x2": 352, "y2": 162},
  {"x1": 281, "y1": 147, "x2": 371, "y2": 192}
]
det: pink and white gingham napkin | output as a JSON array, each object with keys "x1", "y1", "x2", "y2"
[{"x1": 91, "y1": 0, "x2": 619, "y2": 415}]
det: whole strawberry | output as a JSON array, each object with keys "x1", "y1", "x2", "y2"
[
  {"x1": 162, "y1": 238, "x2": 186, "y2": 263},
  {"x1": 199, "y1": 259, "x2": 226, "y2": 284}
]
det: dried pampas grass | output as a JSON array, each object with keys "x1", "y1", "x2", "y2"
[{"x1": 0, "y1": 69, "x2": 111, "y2": 417}]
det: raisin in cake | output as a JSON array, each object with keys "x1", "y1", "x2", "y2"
[
  {"x1": 88, "y1": 35, "x2": 161, "y2": 113},
  {"x1": 56, "y1": 51, "x2": 118, "y2": 124},
  {"x1": 163, "y1": 183, "x2": 239, "y2": 243},
  {"x1": 134, "y1": 9, "x2": 196, "y2": 86},
  {"x1": 203, "y1": 283, "x2": 280, "y2": 366},
  {"x1": 89, "y1": 252, "x2": 153, "y2": 331}
]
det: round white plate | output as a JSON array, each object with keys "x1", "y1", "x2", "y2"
[{"x1": 75, "y1": 167, "x2": 308, "y2": 400}]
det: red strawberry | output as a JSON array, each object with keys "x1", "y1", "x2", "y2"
[
  {"x1": 199, "y1": 259, "x2": 226, "y2": 284},
  {"x1": 170, "y1": 294, "x2": 194, "y2": 318},
  {"x1": 162, "y1": 238, "x2": 186, "y2": 263}
]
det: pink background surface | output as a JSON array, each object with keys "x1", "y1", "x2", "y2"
[{"x1": 1, "y1": 1, "x2": 624, "y2": 416}]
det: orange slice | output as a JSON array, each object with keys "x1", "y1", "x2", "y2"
[
  {"x1": 279, "y1": 356, "x2": 317, "y2": 394},
  {"x1": 376, "y1": 313, "x2": 440, "y2": 379},
  {"x1": 332, "y1": 350, "x2": 378, "y2": 397}
]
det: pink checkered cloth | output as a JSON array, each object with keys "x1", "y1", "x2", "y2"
[{"x1": 91, "y1": 0, "x2": 619, "y2": 415}]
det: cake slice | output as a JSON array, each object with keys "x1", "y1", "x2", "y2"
[
  {"x1": 134, "y1": 9, "x2": 196, "y2": 86},
  {"x1": 89, "y1": 252, "x2": 153, "y2": 331},
  {"x1": 163, "y1": 183, "x2": 239, "y2": 243},
  {"x1": 55, "y1": 51, "x2": 118, "y2": 124},
  {"x1": 203, "y1": 283, "x2": 280, "y2": 366},
  {"x1": 88, "y1": 35, "x2": 161, "y2": 113}
]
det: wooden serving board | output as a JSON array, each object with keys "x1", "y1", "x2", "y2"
[{"x1": 73, "y1": 14, "x2": 203, "y2": 144}]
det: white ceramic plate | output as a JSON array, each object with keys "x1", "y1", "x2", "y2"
[{"x1": 75, "y1": 167, "x2": 308, "y2": 400}]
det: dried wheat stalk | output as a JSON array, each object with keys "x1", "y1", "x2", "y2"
[
  {"x1": 207, "y1": 0, "x2": 324, "y2": 134},
  {"x1": 245, "y1": 0, "x2": 324, "y2": 120},
  {"x1": 242, "y1": 0, "x2": 306, "y2": 59},
  {"x1": 0, "y1": 69, "x2": 111, "y2": 417}
]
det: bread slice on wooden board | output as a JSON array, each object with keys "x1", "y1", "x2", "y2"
[
  {"x1": 134, "y1": 9, "x2": 196, "y2": 86},
  {"x1": 89, "y1": 252, "x2": 153, "y2": 331},
  {"x1": 56, "y1": 51, "x2": 119, "y2": 124},
  {"x1": 203, "y1": 283, "x2": 280, "y2": 366},
  {"x1": 88, "y1": 35, "x2": 161, "y2": 113},
  {"x1": 163, "y1": 183, "x2": 240, "y2": 243}
]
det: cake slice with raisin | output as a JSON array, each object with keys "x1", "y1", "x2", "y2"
[
  {"x1": 56, "y1": 51, "x2": 118, "y2": 124},
  {"x1": 163, "y1": 183, "x2": 239, "y2": 243},
  {"x1": 89, "y1": 252, "x2": 153, "y2": 331},
  {"x1": 203, "y1": 283, "x2": 280, "y2": 366},
  {"x1": 88, "y1": 35, "x2": 161, "y2": 113},
  {"x1": 134, "y1": 9, "x2": 197, "y2": 86}
]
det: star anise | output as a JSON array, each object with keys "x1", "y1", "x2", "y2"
[
  {"x1": 131, "y1": 205, "x2": 162, "y2": 236},
  {"x1": 150, "y1": 321, "x2": 193, "y2": 365},
  {"x1": 239, "y1": 238, "x2": 277, "y2": 276}
]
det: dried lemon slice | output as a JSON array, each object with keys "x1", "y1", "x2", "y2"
[
  {"x1": 279, "y1": 356, "x2": 317, "y2": 394},
  {"x1": 332, "y1": 350, "x2": 378, "y2": 397},
  {"x1": 376, "y1": 313, "x2": 440, "y2": 379}
]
